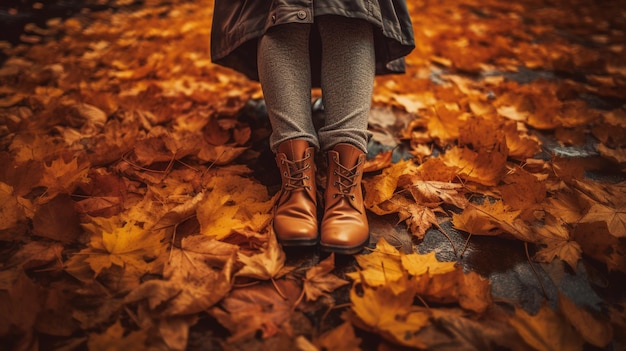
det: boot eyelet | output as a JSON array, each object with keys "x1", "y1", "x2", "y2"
[
  {"x1": 305, "y1": 176, "x2": 310, "y2": 180},
  {"x1": 283, "y1": 171, "x2": 287, "y2": 176}
]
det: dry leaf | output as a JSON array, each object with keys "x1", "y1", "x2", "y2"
[
  {"x1": 509, "y1": 304, "x2": 583, "y2": 351},
  {"x1": 124, "y1": 235, "x2": 236, "y2": 316},
  {"x1": 235, "y1": 231, "x2": 286, "y2": 280},
  {"x1": 346, "y1": 238, "x2": 404, "y2": 289},
  {"x1": 559, "y1": 293, "x2": 613, "y2": 348},
  {"x1": 303, "y1": 253, "x2": 349, "y2": 302},
  {"x1": 349, "y1": 274, "x2": 430, "y2": 349},
  {"x1": 210, "y1": 279, "x2": 301, "y2": 342},
  {"x1": 87, "y1": 321, "x2": 147, "y2": 351}
]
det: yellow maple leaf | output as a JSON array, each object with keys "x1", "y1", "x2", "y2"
[
  {"x1": 197, "y1": 175, "x2": 272, "y2": 239},
  {"x1": 401, "y1": 251, "x2": 456, "y2": 277},
  {"x1": 363, "y1": 159, "x2": 414, "y2": 214},
  {"x1": 77, "y1": 218, "x2": 164, "y2": 277},
  {"x1": 350, "y1": 274, "x2": 430, "y2": 349},
  {"x1": 346, "y1": 238, "x2": 404, "y2": 290}
]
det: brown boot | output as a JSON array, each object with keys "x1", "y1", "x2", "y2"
[
  {"x1": 320, "y1": 143, "x2": 369, "y2": 254},
  {"x1": 273, "y1": 139, "x2": 318, "y2": 246}
]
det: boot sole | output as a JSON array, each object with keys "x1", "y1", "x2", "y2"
[
  {"x1": 278, "y1": 237, "x2": 319, "y2": 247},
  {"x1": 320, "y1": 240, "x2": 368, "y2": 255}
]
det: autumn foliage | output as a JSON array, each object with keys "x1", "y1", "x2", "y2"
[{"x1": 0, "y1": 0, "x2": 625, "y2": 350}]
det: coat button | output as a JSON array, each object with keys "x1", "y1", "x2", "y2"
[{"x1": 297, "y1": 10, "x2": 307, "y2": 20}]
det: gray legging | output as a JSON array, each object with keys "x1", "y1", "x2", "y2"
[{"x1": 257, "y1": 15, "x2": 375, "y2": 153}]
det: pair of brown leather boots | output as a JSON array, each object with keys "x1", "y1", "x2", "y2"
[{"x1": 273, "y1": 139, "x2": 369, "y2": 255}]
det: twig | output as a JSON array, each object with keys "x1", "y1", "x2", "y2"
[
  {"x1": 271, "y1": 278, "x2": 287, "y2": 300},
  {"x1": 524, "y1": 242, "x2": 548, "y2": 299}
]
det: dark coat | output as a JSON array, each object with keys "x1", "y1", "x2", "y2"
[{"x1": 210, "y1": 0, "x2": 415, "y2": 85}]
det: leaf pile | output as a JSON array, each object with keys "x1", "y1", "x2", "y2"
[{"x1": 1, "y1": 0, "x2": 625, "y2": 350}]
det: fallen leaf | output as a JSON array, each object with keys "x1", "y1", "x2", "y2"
[
  {"x1": 124, "y1": 235, "x2": 236, "y2": 316},
  {"x1": 315, "y1": 322, "x2": 362, "y2": 351},
  {"x1": 235, "y1": 231, "x2": 286, "y2": 280},
  {"x1": 401, "y1": 251, "x2": 456, "y2": 277},
  {"x1": 87, "y1": 320, "x2": 147, "y2": 351},
  {"x1": 580, "y1": 202, "x2": 626, "y2": 238},
  {"x1": 210, "y1": 279, "x2": 301, "y2": 342},
  {"x1": 303, "y1": 253, "x2": 349, "y2": 302},
  {"x1": 349, "y1": 274, "x2": 430, "y2": 349},
  {"x1": 559, "y1": 293, "x2": 613, "y2": 348},
  {"x1": 346, "y1": 238, "x2": 404, "y2": 289},
  {"x1": 509, "y1": 304, "x2": 583, "y2": 351},
  {"x1": 441, "y1": 143, "x2": 508, "y2": 187}
]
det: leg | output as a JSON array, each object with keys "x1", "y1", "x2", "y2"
[
  {"x1": 257, "y1": 23, "x2": 319, "y2": 152},
  {"x1": 317, "y1": 16, "x2": 375, "y2": 254},
  {"x1": 316, "y1": 15, "x2": 375, "y2": 153}
]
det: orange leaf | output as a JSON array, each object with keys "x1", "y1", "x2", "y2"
[
  {"x1": 559, "y1": 294, "x2": 613, "y2": 348},
  {"x1": 509, "y1": 304, "x2": 583, "y2": 351},
  {"x1": 87, "y1": 320, "x2": 147, "y2": 351},
  {"x1": 580, "y1": 202, "x2": 626, "y2": 238}
]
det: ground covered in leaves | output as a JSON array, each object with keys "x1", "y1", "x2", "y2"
[{"x1": 1, "y1": 0, "x2": 625, "y2": 350}]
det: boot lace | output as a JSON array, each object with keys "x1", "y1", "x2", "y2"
[
  {"x1": 281, "y1": 154, "x2": 312, "y2": 192},
  {"x1": 331, "y1": 156, "x2": 362, "y2": 201}
]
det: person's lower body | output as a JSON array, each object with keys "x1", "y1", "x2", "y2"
[{"x1": 258, "y1": 15, "x2": 375, "y2": 254}]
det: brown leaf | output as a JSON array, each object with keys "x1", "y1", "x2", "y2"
[
  {"x1": 533, "y1": 215, "x2": 581, "y2": 269},
  {"x1": 40, "y1": 156, "x2": 90, "y2": 201},
  {"x1": 363, "y1": 150, "x2": 393, "y2": 173},
  {"x1": 0, "y1": 182, "x2": 24, "y2": 231},
  {"x1": 210, "y1": 279, "x2": 301, "y2": 342},
  {"x1": 124, "y1": 235, "x2": 237, "y2": 316},
  {"x1": 303, "y1": 253, "x2": 349, "y2": 302},
  {"x1": 236, "y1": 231, "x2": 286, "y2": 280},
  {"x1": 87, "y1": 321, "x2": 147, "y2": 351},
  {"x1": 32, "y1": 194, "x2": 82, "y2": 243}
]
